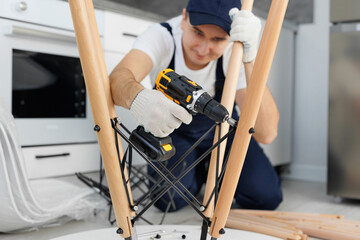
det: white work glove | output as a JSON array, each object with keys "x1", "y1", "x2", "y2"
[
  {"x1": 229, "y1": 8, "x2": 261, "y2": 63},
  {"x1": 130, "y1": 89, "x2": 192, "y2": 138}
]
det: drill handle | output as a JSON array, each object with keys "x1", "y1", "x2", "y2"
[{"x1": 156, "y1": 69, "x2": 201, "y2": 112}]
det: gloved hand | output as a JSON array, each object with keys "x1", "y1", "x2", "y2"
[
  {"x1": 229, "y1": 8, "x2": 261, "y2": 63},
  {"x1": 130, "y1": 89, "x2": 192, "y2": 137}
]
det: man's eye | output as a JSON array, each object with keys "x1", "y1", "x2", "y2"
[
  {"x1": 214, "y1": 38, "x2": 225, "y2": 42},
  {"x1": 195, "y1": 30, "x2": 203, "y2": 36}
]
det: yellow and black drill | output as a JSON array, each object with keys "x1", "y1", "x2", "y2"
[
  {"x1": 156, "y1": 69, "x2": 236, "y2": 126},
  {"x1": 129, "y1": 69, "x2": 236, "y2": 162}
]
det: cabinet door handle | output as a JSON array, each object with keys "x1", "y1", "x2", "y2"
[
  {"x1": 122, "y1": 32, "x2": 138, "y2": 38},
  {"x1": 3, "y1": 25, "x2": 77, "y2": 43},
  {"x1": 35, "y1": 153, "x2": 70, "y2": 159}
]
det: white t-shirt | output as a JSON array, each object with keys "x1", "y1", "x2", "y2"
[{"x1": 132, "y1": 15, "x2": 246, "y2": 97}]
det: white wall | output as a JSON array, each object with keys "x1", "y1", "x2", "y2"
[{"x1": 284, "y1": 0, "x2": 330, "y2": 182}]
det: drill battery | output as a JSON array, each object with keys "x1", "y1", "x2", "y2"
[{"x1": 129, "y1": 126, "x2": 175, "y2": 162}]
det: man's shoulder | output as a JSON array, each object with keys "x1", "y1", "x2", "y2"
[
  {"x1": 145, "y1": 15, "x2": 181, "y2": 40},
  {"x1": 165, "y1": 15, "x2": 183, "y2": 34}
]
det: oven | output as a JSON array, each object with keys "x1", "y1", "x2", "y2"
[{"x1": 0, "y1": 0, "x2": 104, "y2": 147}]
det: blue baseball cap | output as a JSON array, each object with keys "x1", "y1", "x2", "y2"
[{"x1": 186, "y1": 0, "x2": 242, "y2": 35}]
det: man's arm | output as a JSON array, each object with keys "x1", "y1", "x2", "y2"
[
  {"x1": 235, "y1": 61, "x2": 279, "y2": 144},
  {"x1": 110, "y1": 49, "x2": 153, "y2": 109},
  {"x1": 109, "y1": 49, "x2": 192, "y2": 137}
]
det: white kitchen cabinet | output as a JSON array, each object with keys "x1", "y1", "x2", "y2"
[
  {"x1": 23, "y1": 143, "x2": 100, "y2": 179},
  {"x1": 104, "y1": 11, "x2": 154, "y2": 54},
  {"x1": 0, "y1": 0, "x2": 104, "y2": 35}
]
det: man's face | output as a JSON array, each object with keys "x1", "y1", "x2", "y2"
[{"x1": 181, "y1": 10, "x2": 230, "y2": 70}]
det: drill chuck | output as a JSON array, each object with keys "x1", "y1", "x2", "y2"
[{"x1": 194, "y1": 91, "x2": 229, "y2": 123}]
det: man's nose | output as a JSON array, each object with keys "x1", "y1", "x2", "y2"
[{"x1": 197, "y1": 40, "x2": 210, "y2": 55}]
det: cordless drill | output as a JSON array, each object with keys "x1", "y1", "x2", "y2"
[
  {"x1": 129, "y1": 69, "x2": 236, "y2": 162},
  {"x1": 156, "y1": 69, "x2": 236, "y2": 126}
]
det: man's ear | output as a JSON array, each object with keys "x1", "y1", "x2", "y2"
[
  {"x1": 182, "y1": 8, "x2": 186, "y2": 19},
  {"x1": 180, "y1": 8, "x2": 186, "y2": 31}
]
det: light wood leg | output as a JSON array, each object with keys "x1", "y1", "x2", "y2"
[
  {"x1": 69, "y1": 0, "x2": 133, "y2": 237},
  {"x1": 202, "y1": 0, "x2": 255, "y2": 220},
  {"x1": 209, "y1": 0, "x2": 289, "y2": 238}
]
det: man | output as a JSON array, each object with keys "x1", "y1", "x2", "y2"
[{"x1": 110, "y1": 0, "x2": 282, "y2": 212}]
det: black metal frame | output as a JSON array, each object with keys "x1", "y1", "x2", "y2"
[
  {"x1": 77, "y1": 157, "x2": 175, "y2": 226},
  {"x1": 111, "y1": 117, "x2": 237, "y2": 239}
]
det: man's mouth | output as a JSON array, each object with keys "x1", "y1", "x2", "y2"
[{"x1": 195, "y1": 53, "x2": 205, "y2": 59}]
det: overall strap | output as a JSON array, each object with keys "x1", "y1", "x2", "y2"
[
  {"x1": 160, "y1": 22, "x2": 175, "y2": 70},
  {"x1": 214, "y1": 56, "x2": 225, "y2": 102}
]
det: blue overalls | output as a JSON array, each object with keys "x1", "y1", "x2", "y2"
[{"x1": 147, "y1": 22, "x2": 282, "y2": 212}]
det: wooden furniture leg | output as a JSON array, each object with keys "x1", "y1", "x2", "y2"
[
  {"x1": 209, "y1": 0, "x2": 289, "y2": 238},
  {"x1": 202, "y1": 0, "x2": 254, "y2": 219},
  {"x1": 69, "y1": 0, "x2": 133, "y2": 238},
  {"x1": 84, "y1": 0, "x2": 134, "y2": 210}
]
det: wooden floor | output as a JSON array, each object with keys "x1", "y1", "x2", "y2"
[{"x1": 1, "y1": 178, "x2": 359, "y2": 240}]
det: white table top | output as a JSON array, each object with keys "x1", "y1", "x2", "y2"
[{"x1": 52, "y1": 225, "x2": 281, "y2": 240}]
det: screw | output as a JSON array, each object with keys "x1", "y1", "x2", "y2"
[
  {"x1": 116, "y1": 228, "x2": 123, "y2": 234},
  {"x1": 249, "y1": 128, "x2": 255, "y2": 134},
  {"x1": 94, "y1": 125, "x2": 101, "y2": 132},
  {"x1": 199, "y1": 206, "x2": 205, "y2": 212},
  {"x1": 219, "y1": 228, "x2": 225, "y2": 234},
  {"x1": 132, "y1": 205, "x2": 139, "y2": 211}
]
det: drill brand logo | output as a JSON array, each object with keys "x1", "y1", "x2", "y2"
[{"x1": 187, "y1": 80, "x2": 197, "y2": 86}]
